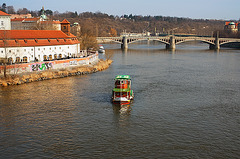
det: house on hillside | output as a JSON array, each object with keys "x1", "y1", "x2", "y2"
[{"x1": 224, "y1": 22, "x2": 239, "y2": 32}]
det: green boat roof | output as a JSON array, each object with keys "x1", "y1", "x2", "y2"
[
  {"x1": 113, "y1": 88, "x2": 130, "y2": 92},
  {"x1": 115, "y1": 75, "x2": 131, "y2": 80}
]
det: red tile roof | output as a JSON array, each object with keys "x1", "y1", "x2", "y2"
[
  {"x1": 0, "y1": 30, "x2": 79, "y2": 47},
  {"x1": 0, "y1": 30, "x2": 75, "y2": 39},
  {"x1": 61, "y1": 19, "x2": 70, "y2": 24},
  {"x1": 0, "y1": 11, "x2": 10, "y2": 16},
  {"x1": 40, "y1": 20, "x2": 61, "y2": 24},
  {"x1": 22, "y1": 18, "x2": 40, "y2": 22},
  {"x1": 11, "y1": 18, "x2": 25, "y2": 22}
]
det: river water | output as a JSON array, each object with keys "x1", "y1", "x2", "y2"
[{"x1": 0, "y1": 42, "x2": 240, "y2": 158}]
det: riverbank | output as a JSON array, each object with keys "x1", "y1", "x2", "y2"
[{"x1": 0, "y1": 59, "x2": 113, "y2": 87}]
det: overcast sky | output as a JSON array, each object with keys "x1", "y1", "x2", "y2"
[{"x1": 5, "y1": 0, "x2": 240, "y2": 20}]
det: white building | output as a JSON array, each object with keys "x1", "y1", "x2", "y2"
[
  {"x1": 0, "y1": 11, "x2": 11, "y2": 30},
  {"x1": 0, "y1": 19, "x2": 80, "y2": 63}
]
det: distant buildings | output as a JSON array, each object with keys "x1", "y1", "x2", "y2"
[
  {"x1": 10, "y1": 7, "x2": 61, "y2": 30},
  {"x1": 11, "y1": 18, "x2": 61, "y2": 30},
  {"x1": 224, "y1": 22, "x2": 239, "y2": 32},
  {"x1": 11, "y1": 17, "x2": 40, "y2": 30},
  {"x1": 120, "y1": 30, "x2": 151, "y2": 37},
  {"x1": 10, "y1": 14, "x2": 32, "y2": 19}
]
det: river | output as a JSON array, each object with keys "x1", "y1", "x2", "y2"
[{"x1": 0, "y1": 41, "x2": 240, "y2": 158}]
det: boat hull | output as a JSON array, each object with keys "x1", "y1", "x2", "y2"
[
  {"x1": 112, "y1": 97, "x2": 133, "y2": 105},
  {"x1": 112, "y1": 100, "x2": 131, "y2": 105}
]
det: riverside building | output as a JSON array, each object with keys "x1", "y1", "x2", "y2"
[{"x1": 0, "y1": 18, "x2": 81, "y2": 64}]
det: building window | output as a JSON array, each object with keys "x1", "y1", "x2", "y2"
[
  {"x1": 43, "y1": 55, "x2": 47, "y2": 61},
  {"x1": 31, "y1": 49, "x2": 33, "y2": 51},
  {"x1": 16, "y1": 57, "x2": 20, "y2": 63},
  {"x1": 38, "y1": 48, "x2": 40, "y2": 51},
  {"x1": 59, "y1": 54, "x2": 62, "y2": 59},
  {"x1": 23, "y1": 56, "x2": 28, "y2": 63},
  {"x1": 24, "y1": 49, "x2": 26, "y2": 52},
  {"x1": 8, "y1": 57, "x2": 13, "y2": 64},
  {"x1": 1, "y1": 21, "x2": 3, "y2": 26},
  {"x1": 54, "y1": 54, "x2": 57, "y2": 59},
  {"x1": 49, "y1": 48, "x2": 51, "y2": 50},
  {"x1": 49, "y1": 55, "x2": 52, "y2": 60}
]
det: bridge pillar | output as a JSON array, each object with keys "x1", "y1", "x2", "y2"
[
  {"x1": 121, "y1": 36, "x2": 128, "y2": 49},
  {"x1": 166, "y1": 36, "x2": 175, "y2": 49},
  {"x1": 215, "y1": 36, "x2": 220, "y2": 50},
  {"x1": 209, "y1": 33, "x2": 220, "y2": 50}
]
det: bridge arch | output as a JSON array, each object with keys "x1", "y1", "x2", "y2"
[
  {"x1": 219, "y1": 41, "x2": 240, "y2": 46},
  {"x1": 107, "y1": 39, "x2": 122, "y2": 44},
  {"x1": 175, "y1": 39, "x2": 215, "y2": 46}
]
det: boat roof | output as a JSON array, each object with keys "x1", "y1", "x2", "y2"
[
  {"x1": 115, "y1": 75, "x2": 131, "y2": 80},
  {"x1": 113, "y1": 88, "x2": 130, "y2": 92}
]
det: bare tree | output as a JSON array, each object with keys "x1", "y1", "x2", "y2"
[
  {"x1": 0, "y1": 30, "x2": 10, "y2": 78},
  {"x1": 7, "y1": 6, "x2": 15, "y2": 14}
]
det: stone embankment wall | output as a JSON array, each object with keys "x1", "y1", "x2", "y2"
[
  {"x1": 0, "y1": 52, "x2": 98, "y2": 75},
  {"x1": 0, "y1": 53, "x2": 113, "y2": 87}
]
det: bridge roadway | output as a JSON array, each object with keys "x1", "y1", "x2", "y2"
[{"x1": 96, "y1": 36, "x2": 240, "y2": 50}]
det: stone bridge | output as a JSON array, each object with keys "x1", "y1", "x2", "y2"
[{"x1": 97, "y1": 36, "x2": 240, "y2": 50}]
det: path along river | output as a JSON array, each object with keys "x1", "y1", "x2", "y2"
[{"x1": 0, "y1": 41, "x2": 240, "y2": 158}]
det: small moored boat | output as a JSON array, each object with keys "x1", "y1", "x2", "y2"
[
  {"x1": 112, "y1": 75, "x2": 134, "y2": 105},
  {"x1": 98, "y1": 45, "x2": 105, "y2": 53}
]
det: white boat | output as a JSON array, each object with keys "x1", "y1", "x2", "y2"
[{"x1": 98, "y1": 45, "x2": 105, "y2": 53}]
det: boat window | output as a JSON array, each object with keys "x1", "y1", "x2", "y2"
[
  {"x1": 122, "y1": 92, "x2": 127, "y2": 96},
  {"x1": 115, "y1": 80, "x2": 120, "y2": 85}
]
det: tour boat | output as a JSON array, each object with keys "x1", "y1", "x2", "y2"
[
  {"x1": 98, "y1": 45, "x2": 105, "y2": 53},
  {"x1": 112, "y1": 75, "x2": 134, "y2": 105}
]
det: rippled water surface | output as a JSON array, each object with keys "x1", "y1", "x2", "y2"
[{"x1": 1, "y1": 42, "x2": 240, "y2": 158}]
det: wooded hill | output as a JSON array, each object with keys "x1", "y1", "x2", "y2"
[{"x1": 55, "y1": 12, "x2": 225, "y2": 37}]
